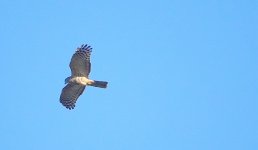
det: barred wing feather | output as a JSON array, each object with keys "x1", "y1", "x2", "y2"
[
  {"x1": 69, "y1": 44, "x2": 92, "y2": 77},
  {"x1": 60, "y1": 83, "x2": 86, "y2": 109}
]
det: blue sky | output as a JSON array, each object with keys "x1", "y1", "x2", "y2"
[{"x1": 0, "y1": 0, "x2": 257, "y2": 149}]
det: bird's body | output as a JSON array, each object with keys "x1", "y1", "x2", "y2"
[
  {"x1": 68, "y1": 76, "x2": 94, "y2": 85},
  {"x1": 60, "y1": 44, "x2": 108, "y2": 110}
]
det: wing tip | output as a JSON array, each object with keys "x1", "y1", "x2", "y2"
[
  {"x1": 60, "y1": 99, "x2": 76, "y2": 110},
  {"x1": 77, "y1": 44, "x2": 92, "y2": 52}
]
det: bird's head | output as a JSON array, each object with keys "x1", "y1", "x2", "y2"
[{"x1": 64, "y1": 76, "x2": 71, "y2": 84}]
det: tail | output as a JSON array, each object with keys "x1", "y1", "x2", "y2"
[{"x1": 90, "y1": 80, "x2": 108, "y2": 88}]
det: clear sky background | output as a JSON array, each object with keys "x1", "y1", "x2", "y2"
[{"x1": 0, "y1": 0, "x2": 257, "y2": 149}]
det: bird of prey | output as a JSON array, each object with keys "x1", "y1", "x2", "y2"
[{"x1": 60, "y1": 44, "x2": 108, "y2": 109}]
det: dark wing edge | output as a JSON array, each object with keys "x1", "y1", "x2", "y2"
[
  {"x1": 69, "y1": 44, "x2": 92, "y2": 77},
  {"x1": 60, "y1": 83, "x2": 86, "y2": 110}
]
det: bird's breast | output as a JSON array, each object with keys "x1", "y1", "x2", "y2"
[{"x1": 69, "y1": 77, "x2": 88, "y2": 85}]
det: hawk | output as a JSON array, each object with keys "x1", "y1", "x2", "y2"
[{"x1": 60, "y1": 44, "x2": 108, "y2": 109}]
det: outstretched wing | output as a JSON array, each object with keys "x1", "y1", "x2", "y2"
[
  {"x1": 60, "y1": 83, "x2": 86, "y2": 109},
  {"x1": 70, "y1": 44, "x2": 92, "y2": 77}
]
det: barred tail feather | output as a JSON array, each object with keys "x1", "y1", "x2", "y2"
[{"x1": 91, "y1": 80, "x2": 108, "y2": 88}]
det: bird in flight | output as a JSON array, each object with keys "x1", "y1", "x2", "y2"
[{"x1": 60, "y1": 44, "x2": 108, "y2": 109}]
